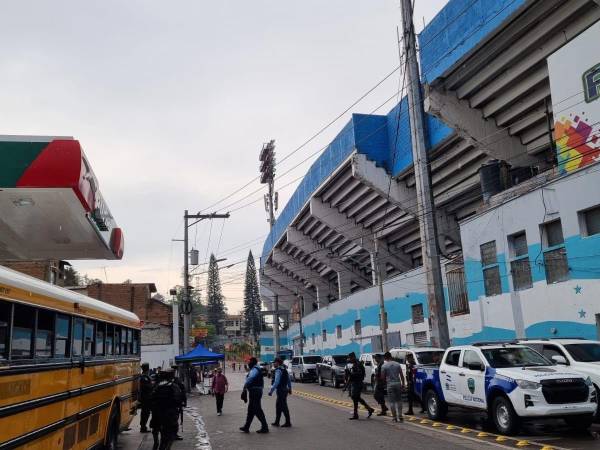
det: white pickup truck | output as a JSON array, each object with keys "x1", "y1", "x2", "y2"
[
  {"x1": 414, "y1": 343, "x2": 597, "y2": 435},
  {"x1": 518, "y1": 338, "x2": 600, "y2": 418}
]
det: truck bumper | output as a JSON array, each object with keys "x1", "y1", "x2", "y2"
[{"x1": 508, "y1": 389, "x2": 597, "y2": 417}]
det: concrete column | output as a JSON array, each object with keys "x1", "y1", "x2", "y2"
[{"x1": 337, "y1": 271, "x2": 352, "y2": 299}]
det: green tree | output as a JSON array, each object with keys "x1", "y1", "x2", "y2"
[
  {"x1": 63, "y1": 265, "x2": 81, "y2": 286},
  {"x1": 243, "y1": 251, "x2": 261, "y2": 341},
  {"x1": 206, "y1": 254, "x2": 227, "y2": 335}
]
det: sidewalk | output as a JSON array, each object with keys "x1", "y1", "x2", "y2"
[
  {"x1": 119, "y1": 399, "x2": 210, "y2": 450},
  {"x1": 119, "y1": 371, "x2": 247, "y2": 450}
]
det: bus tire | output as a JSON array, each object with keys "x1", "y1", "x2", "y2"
[
  {"x1": 104, "y1": 405, "x2": 120, "y2": 450},
  {"x1": 425, "y1": 389, "x2": 447, "y2": 420},
  {"x1": 491, "y1": 395, "x2": 520, "y2": 436}
]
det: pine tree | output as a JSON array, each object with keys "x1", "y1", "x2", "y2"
[
  {"x1": 243, "y1": 251, "x2": 261, "y2": 341},
  {"x1": 206, "y1": 253, "x2": 227, "y2": 335}
]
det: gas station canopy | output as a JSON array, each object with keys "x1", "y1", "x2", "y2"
[{"x1": 0, "y1": 135, "x2": 124, "y2": 260}]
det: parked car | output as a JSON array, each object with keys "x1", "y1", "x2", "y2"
[
  {"x1": 359, "y1": 352, "x2": 384, "y2": 389},
  {"x1": 390, "y1": 346, "x2": 445, "y2": 378},
  {"x1": 414, "y1": 343, "x2": 597, "y2": 435},
  {"x1": 317, "y1": 354, "x2": 348, "y2": 388},
  {"x1": 291, "y1": 355, "x2": 322, "y2": 382},
  {"x1": 518, "y1": 338, "x2": 600, "y2": 418}
]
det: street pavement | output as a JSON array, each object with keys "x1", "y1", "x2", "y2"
[{"x1": 120, "y1": 371, "x2": 600, "y2": 450}]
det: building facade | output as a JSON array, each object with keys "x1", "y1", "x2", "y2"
[{"x1": 259, "y1": 0, "x2": 600, "y2": 356}]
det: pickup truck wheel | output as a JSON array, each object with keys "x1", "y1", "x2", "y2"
[
  {"x1": 299, "y1": 373, "x2": 304, "y2": 383},
  {"x1": 492, "y1": 396, "x2": 519, "y2": 435},
  {"x1": 332, "y1": 375, "x2": 338, "y2": 388},
  {"x1": 319, "y1": 375, "x2": 325, "y2": 386},
  {"x1": 425, "y1": 389, "x2": 447, "y2": 420},
  {"x1": 564, "y1": 415, "x2": 594, "y2": 431}
]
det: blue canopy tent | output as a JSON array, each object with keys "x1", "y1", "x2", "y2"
[
  {"x1": 191, "y1": 360, "x2": 217, "y2": 367},
  {"x1": 175, "y1": 344, "x2": 225, "y2": 363}
]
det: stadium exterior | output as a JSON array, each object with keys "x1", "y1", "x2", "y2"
[{"x1": 259, "y1": 0, "x2": 600, "y2": 360}]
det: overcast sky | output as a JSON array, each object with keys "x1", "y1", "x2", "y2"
[{"x1": 1, "y1": 0, "x2": 447, "y2": 313}]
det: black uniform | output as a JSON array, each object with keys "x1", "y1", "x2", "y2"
[
  {"x1": 345, "y1": 361, "x2": 374, "y2": 419},
  {"x1": 139, "y1": 372, "x2": 154, "y2": 431},
  {"x1": 150, "y1": 377, "x2": 184, "y2": 450},
  {"x1": 373, "y1": 361, "x2": 388, "y2": 415},
  {"x1": 405, "y1": 359, "x2": 418, "y2": 414},
  {"x1": 241, "y1": 365, "x2": 269, "y2": 432},
  {"x1": 271, "y1": 366, "x2": 291, "y2": 426}
]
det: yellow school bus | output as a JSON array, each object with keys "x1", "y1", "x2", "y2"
[{"x1": 0, "y1": 266, "x2": 141, "y2": 450}]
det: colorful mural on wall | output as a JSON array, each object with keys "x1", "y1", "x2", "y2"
[{"x1": 548, "y1": 21, "x2": 600, "y2": 175}]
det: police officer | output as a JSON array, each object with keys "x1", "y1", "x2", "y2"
[
  {"x1": 240, "y1": 357, "x2": 269, "y2": 433},
  {"x1": 150, "y1": 369, "x2": 184, "y2": 450},
  {"x1": 373, "y1": 354, "x2": 388, "y2": 416},
  {"x1": 139, "y1": 362, "x2": 154, "y2": 433},
  {"x1": 171, "y1": 366, "x2": 187, "y2": 441},
  {"x1": 405, "y1": 353, "x2": 418, "y2": 415},
  {"x1": 344, "y1": 352, "x2": 374, "y2": 420},
  {"x1": 268, "y1": 357, "x2": 292, "y2": 427}
]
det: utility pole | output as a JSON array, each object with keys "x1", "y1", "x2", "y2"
[
  {"x1": 374, "y1": 238, "x2": 389, "y2": 352},
  {"x1": 400, "y1": 0, "x2": 450, "y2": 348},
  {"x1": 259, "y1": 140, "x2": 280, "y2": 353},
  {"x1": 181, "y1": 211, "x2": 230, "y2": 359}
]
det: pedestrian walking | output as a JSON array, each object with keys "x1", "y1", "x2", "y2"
[
  {"x1": 373, "y1": 354, "x2": 388, "y2": 416},
  {"x1": 171, "y1": 366, "x2": 187, "y2": 441},
  {"x1": 190, "y1": 366, "x2": 199, "y2": 391},
  {"x1": 150, "y1": 369, "x2": 184, "y2": 450},
  {"x1": 405, "y1": 353, "x2": 417, "y2": 415},
  {"x1": 268, "y1": 357, "x2": 292, "y2": 427},
  {"x1": 344, "y1": 352, "x2": 375, "y2": 420},
  {"x1": 212, "y1": 367, "x2": 229, "y2": 416},
  {"x1": 139, "y1": 362, "x2": 154, "y2": 433},
  {"x1": 239, "y1": 357, "x2": 269, "y2": 434},
  {"x1": 381, "y1": 352, "x2": 406, "y2": 422}
]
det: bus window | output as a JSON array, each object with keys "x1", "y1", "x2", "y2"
[
  {"x1": 126, "y1": 328, "x2": 133, "y2": 355},
  {"x1": 84, "y1": 320, "x2": 95, "y2": 357},
  {"x1": 132, "y1": 330, "x2": 140, "y2": 355},
  {"x1": 0, "y1": 301, "x2": 11, "y2": 360},
  {"x1": 114, "y1": 326, "x2": 121, "y2": 355},
  {"x1": 106, "y1": 324, "x2": 114, "y2": 355},
  {"x1": 36, "y1": 309, "x2": 54, "y2": 358},
  {"x1": 11, "y1": 304, "x2": 35, "y2": 359},
  {"x1": 72, "y1": 318, "x2": 84, "y2": 357},
  {"x1": 55, "y1": 314, "x2": 71, "y2": 358},
  {"x1": 121, "y1": 328, "x2": 128, "y2": 355},
  {"x1": 96, "y1": 322, "x2": 105, "y2": 356}
]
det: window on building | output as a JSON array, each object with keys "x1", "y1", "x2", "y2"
[
  {"x1": 354, "y1": 319, "x2": 362, "y2": 335},
  {"x1": 446, "y1": 260, "x2": 469, "y2": 315},
  {"x1": 96, "y1": 322, "x2": 105, "y2": 356},
  {"x1": 322, "y1": 329, "x2": 327, "y2": 342},
  {"x1": 11, "y1": 304, "x2": 35, "y2": 359},
  {"x1": 480, "y1": 241, "x2": 502, "y2": 296},
  {"x1": 36, "y1": 309, "x2": 54, "y2": 358},
  {"x1": 509, "y1": 231, "x2": 532, "y2": 291},
  {"x1": 84, "y1": 321, "x2": 95, "y2": 356},
  {"x1": 336, "y1": 325, "x2": 342, "y2": 339},
  {"x1": 411, "y1": 304, "x2": 424, "y2": 324},
  {"x1": 311, "y1": 333, "x2": 315, "y2": 345},
  {"x1": 541, "y1": 220, "x2": 569, "y2": 284},
  {"x1": 0, "y1": 301, "x2": 11, "y2": 360},
  {"x1": 579, "y1": 205, "x2": 600, "y2": 237},
  {"x1": 105, "y1": 324, "x2": 114, "y2": 356},
  {"x1": 72, "y1": 318, "x2": 84, "y2": 357},
  {"x1": 55, "y1": 314, "x2": 71, "y2": 358}
]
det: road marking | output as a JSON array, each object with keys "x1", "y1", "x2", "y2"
[{"x1": 293, "y1": 389, "x2": 573, "y2": 450}]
